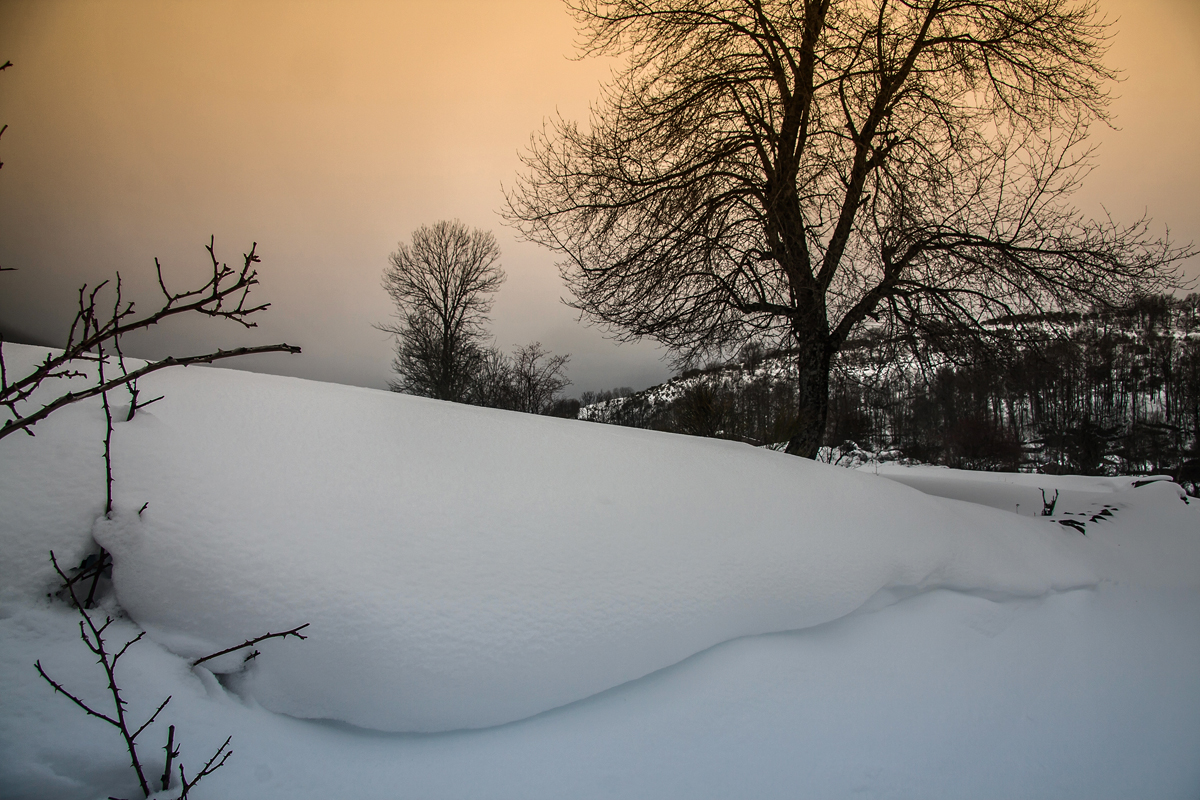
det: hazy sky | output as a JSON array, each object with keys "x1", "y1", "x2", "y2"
[{"x1": 1, "y1": 0, "x2": 1197, "y2": 396}]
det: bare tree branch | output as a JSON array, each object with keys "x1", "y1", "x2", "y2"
[
  {"x1": 37, "y1": 552, "x2": 160, "y2": 797},
  {"x1": 191, "y1": 624, "x2": 311, "y2": 667},
  {"x1": 1, "y1": 343, "x2": 300, "y2": 441},
  {"x1": 1, "y1": 238, "x2": 301, "y2": 440}
]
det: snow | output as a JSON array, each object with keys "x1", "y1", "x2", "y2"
[
  {"x1": 2, "y1": 343, "x2": 1199, "y2": 798},
  {"x1": 869, "y1": 464, "x2": 1200, "y2": 591},
  {"x1": 866, "y1": 462, "x2": 1179, "y2": 516}
]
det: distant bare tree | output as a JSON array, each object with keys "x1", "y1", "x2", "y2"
[
  {"x1": 381, "y1": 221, "x2": 505, "y2": 402},
  {"x1": 464, "y1": 342, "x2": 572, "y2": 415},
  {"x1": 509, "y1": 342, "x2": 571, "y2": 414},
  {"x1": 506, "y1": 0, "x2": 1194, "y2": 458},
  {"x1": 467, "y1": 345, "x2": 520, "y2": 409}
]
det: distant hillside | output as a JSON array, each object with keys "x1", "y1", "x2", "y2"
[{"x1": 578, "y1": 293, "x2": 1200, "y2": 482}]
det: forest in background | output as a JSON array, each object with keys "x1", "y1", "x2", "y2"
[{"x1": 572, "y1": 294, "x2": 1200, "y2": 483}]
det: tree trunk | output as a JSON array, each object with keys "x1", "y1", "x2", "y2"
[{"x1": 784, "y1": 328, "x2": 833, "y2": 458}]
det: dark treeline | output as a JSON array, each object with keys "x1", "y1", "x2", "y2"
[{"x1": 578, "y1": 294, "x2": 1200, "y2": 483}]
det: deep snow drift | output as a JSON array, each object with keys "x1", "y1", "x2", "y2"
[
  {"x1": 2, "y1": 345, "x2": 1096, "y2": 732},
  {"x1": 2, "y1": 344, "x2": 1199, "y2": 799}
]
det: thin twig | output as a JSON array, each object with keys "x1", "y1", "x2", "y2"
[
  {"x1": 192, "y1": 624, "x2": 310, "y2": 667},
  {"x1": 35, "y1": 660, "x2": 121, "y2": 727},
  {"x1": 98, "y1": 341, "x2": 115, "y2": 517},
  {"x1": 178, "y1": 736, "x2": 233, "y2": 799},
  {"x1": 60, "y1": 550, "x2": 110, "y2": 592},
  {"x1": 0, "y1": 343, "x2": 301, "y2": 440},
  {"x1": 130, "y1": 696, "x2": 172, "y2": 741},
  {"x1": 83, "y1": 547, "x2": 110, "y2": 610}
]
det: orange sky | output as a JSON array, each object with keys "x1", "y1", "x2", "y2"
[{"x1": 1, "y1": 0, "x2": 1197, "y2": 393}]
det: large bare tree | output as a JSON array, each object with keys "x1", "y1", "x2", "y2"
[
  {"x1": 506, "y1": 0, "x2": 1192, "y2": 457},
  {"x1": 381, "y1": 220, "x2": 505, "y2": 402}
]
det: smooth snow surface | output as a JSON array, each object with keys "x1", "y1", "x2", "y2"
[
  {"x1": 4, "y1": 346, "x2": 1094, "y2": 732},
  {"x1": 868, "y1": 462, "x2": 1177, "y2": 514},
  {"x1": 2, "y1": 344, "x2": 1199, "y2": 799}
]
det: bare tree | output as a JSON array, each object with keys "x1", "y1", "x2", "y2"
[
  {"x1": 506, "y1": 0, "x2": 1193, "y2": 457},
  {"x1": 381, "y1": 221, "x2": 505, "y2": 402},
  {"x1": 467, "y1": 345, "x2": 520, "y2": 409},
  {"x1": 509, "y1": 342, "x2": 571, "y2": 414},
  {"x1": 464, "y1": 342, "x2": 572, "y2": 414}
]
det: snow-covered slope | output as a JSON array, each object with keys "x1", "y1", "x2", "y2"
[
  {"x1": 2, "y1": 344, "x2": 1199, "y2": 798},
  {"x1": 1, "y1": 345, "x2": 1098, "y2": 732}
]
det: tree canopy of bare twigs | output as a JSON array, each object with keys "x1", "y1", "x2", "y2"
[
  {"x1": 505, "y1": 0, "x2": 1194, "y2": 457},
  {"x1": 380, "y1": 220, "x2": 505, "y2": 402},
  {"x1": 509, "y1": 342, "x2": 572, "y2": 414},
  {"x1": 462, "y1": 342, "x2": 573, "y2": 414}
]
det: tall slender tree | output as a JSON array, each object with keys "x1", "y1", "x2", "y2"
[
  {"x1": 381, "y1": 221, "x2": 505, "y2": 402},
  {"x1": 506, "y1": 0, "x2": 1192, "y2": 457}
]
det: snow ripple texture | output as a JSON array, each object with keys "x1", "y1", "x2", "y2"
[{"x1": 2, "y1": 347, "x2": 1096, "y2": 732}]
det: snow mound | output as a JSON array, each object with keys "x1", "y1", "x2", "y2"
[
  {"x1": 868, "y1": 463, "x2": 1183, "y2": 513},
  {"x1": 1, "y1": 345, "x2": 1097, "y2": 732}
]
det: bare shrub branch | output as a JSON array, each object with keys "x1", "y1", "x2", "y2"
[
  {"x1": 178, "y1": 736, "x2": 233, "y2": 799},
  {"x1": 38, "y1": 551, "x2": 306, "y2": 798},
  {"x1": 11, "y1": 237, "x2": 305, "y2": 797},
  {"x1": 37, "y1": 552, "x2": 163, "y2": 797},
  {"x1": 191, "y1": 624, "x2": 311, "y2": 667},
  {"x1": 0, "y1": 238, "x2": 300, "y2": 441}
]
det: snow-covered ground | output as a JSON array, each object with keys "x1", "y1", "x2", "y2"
[{"x1": 2, "y1": 343, "x2": 1198, "y2": 799}]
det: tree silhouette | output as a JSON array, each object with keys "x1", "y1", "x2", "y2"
[
  {"x1": 380, "y1": 221, "x2": 505, "y2": 402},
  {"x1": 507, "y1": 0, "x2": 1192, "y2": 457}
]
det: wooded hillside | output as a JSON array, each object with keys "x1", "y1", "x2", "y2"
[{"x1": 578, "y1": 294, "x2": 1200, "y2": 481}]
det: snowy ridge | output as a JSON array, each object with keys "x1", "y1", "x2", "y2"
[{"x1": 2, "y1": 344, "x2": 1098, "y2": 733}]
